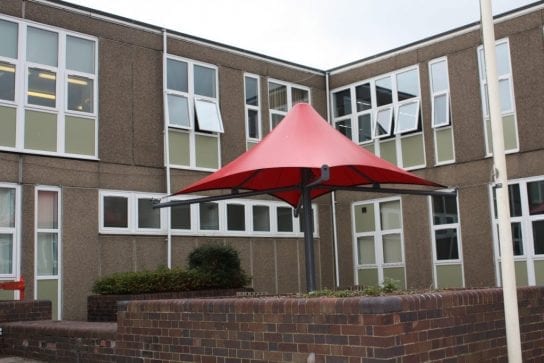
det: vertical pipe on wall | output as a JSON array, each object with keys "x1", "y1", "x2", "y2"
[
  {"x1": 479, "y1": 1, "x2": 521, "y2": 362},
  {"x1": 325, "y1": 71, "x2": 340, "y2": 287},
  {"x1": 162, "y1": 29, "x2": 172, "y2": 269}
]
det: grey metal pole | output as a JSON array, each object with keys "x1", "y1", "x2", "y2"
[{"x1": 302, "y1": 169, "x2": 316, "y2": 292}]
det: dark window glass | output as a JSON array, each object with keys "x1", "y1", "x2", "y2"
[
  {"x1": 252, "y1": 206, "x2": 270, "y2": 232},
  {"x1": 138, "y1": 199, "x2": 160, "y2": 229},
  {"x1": 0, "y1": 62, "x2": 15, "y2": 101},
  {"x1": 244, "y1": 76, "x2": 258, "y2": 106},
  {"x1": 528, "y1": 181, "x2": 544, "y2": 215},
  {"x1": 358, "y1": 114, "x2": 372, "y2": 142},
  {"x1": 247, "y1": 109, "x2": 259, "y2": 139},
  {"x1": 103, "y1": 196, "x2": 128, "y2": 228},
  {"x1": 433, "y1": 195, "x2": 458, "y2": 225},
  {"x1": 533, "y1": 220, "x2": 544, "y2": 254},
  {"x1": 375, "y1": 77, "x2": 392, "y2": 106},
  {"x1": 435, "y1": 228, "x2": 459, "y2": 260},
  {"x1": 333, "y1": 89, "x2": 351, "y2": 117},
  {"x1": 355, "y1": 83, "x2": 371, "y2": 111},
  {"x1": 171, "y1": 204, "x2": 190, "y2": 229},
  {"x1": 335, "y1": 119, "x2": 351, "y2": 139},
  {"x1": 199, "y1": 202, "x2": 219, "y2": 230},
  {"x1": 227, "y1": 204, "x2": 245, "y2": 231},
  {"x1": 277, "y1": 207, "x2": 293, "y2": 232}
]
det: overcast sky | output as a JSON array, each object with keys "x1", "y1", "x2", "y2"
[{"x1": 63, "y1": 0, "x2": 538, "y2": 69}]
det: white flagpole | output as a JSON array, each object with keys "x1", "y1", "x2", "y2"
[{"x1": 479, "y1": 0, "x2": 522, "y2": 361}]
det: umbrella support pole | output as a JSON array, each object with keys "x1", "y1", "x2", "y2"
[{"x1": 302, "y1": 169, "x2": 317, "y2": 292}]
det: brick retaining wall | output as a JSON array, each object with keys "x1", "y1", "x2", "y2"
[
  {"x1": 88, "y1": 288, "x2": 253, "y2": 322},
  {"x1": 116, "y1": 287, "x2": 544, "y2": 362},
  {"x1": 0, "y1": 300, "x2": 51, "y2": 322}
]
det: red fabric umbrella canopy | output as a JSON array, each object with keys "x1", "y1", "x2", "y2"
[{"x1": 177, "y1": 103, "x2": 440, "y2": 207}]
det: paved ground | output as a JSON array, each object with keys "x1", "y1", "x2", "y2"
[{"x1": 0, "y1": 357, "x2": 44, "y2": 362}]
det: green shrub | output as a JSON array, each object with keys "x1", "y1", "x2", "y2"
[{"x1": 188, "y1": 244, "x2": 251, "y2": 289}]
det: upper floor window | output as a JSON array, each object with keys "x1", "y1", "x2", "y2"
[
  {"x1": 477, "y1": 39, "x2": 518, "y2": 154},
  {"x1": 0, "y1": 16, "x2": 98, "y2": 159},
  {"x1": 244, "y1": 74, "x2": 261, "y2": 149},
  {"x1": 165, "y1": 55, "x2": 223, "y2": 170},
  {"x1": 268, "y1": 79, "x2": 309, "y2": 129}
]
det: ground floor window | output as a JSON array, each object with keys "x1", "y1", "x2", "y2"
[
  {"x1": 0, "y1": 183, "x2": 20, "y2": 298},
  {"x1": 352, "y1": 198, "x2": 406, "y2": 288},
  {"x1": 491, "y1": 176, "x2": 544, "y2": 286}
]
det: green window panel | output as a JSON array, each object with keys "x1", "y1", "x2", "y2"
[
  {"x1": 65, "y1": 116, "x2": 95, "y2": 156},
  {"x1": 358, "y1": 268, "x2": 379, "y2": 287},
  {"x1": 382, "y1": 234, "x2": 402, "y2": 263},
  {"x1": 435, "y1": 127, "x2": 454, "y2": 163},
  {"x1": 486, "y1": 115, "x2": 518, "y2": 153},
  {"x1": 383, "y1": 267, "x2": 405, "y2": 289},
  {"x1": 380, "y1": 139, "x2": 397, "y2": 165},
  {"x1": 499, "y1": 261, "x2": 528, "y2": 287},
  {"x1": 357, "y1": 236, "x2": 375, "y2": 265},
  {"x1": 37, "y1": 279, "x2": 59, "y2": 320},
  {"x1": 247, "y1": 141, "x2": 258, "y2": 150},
  {"x1": 168, "y1": 130, "x2": 190, "y2": 166},
  {"x1": 362, "y1": 143, "x2": 375, "y2": 154},
  {"x1": 354, "y1": 203, "x2": 375, "y2": 233},
  {"x1": 436, "y1": 264, "x2": 463, "y2": 288},
  {"x1": 195, "y1": 134, "x2": 219, "y2": 169},
  {"x1": 0, "y1": 289, "x2": 14, "y2": 300},
  {"x1": 534, "y1": 260, "x2": 544, "y2": 286},
  {"x1": 25, "y1": 110, "x2": 57, "y2": 152},
  {"x1": 0, "y1": 106, "x2": 16, "y2": 147},
  {"x1": 401, "y1": 133, "x2": 425, "y2": 168}
]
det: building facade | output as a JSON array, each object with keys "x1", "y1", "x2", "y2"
[{"x1": 0, "y1": 0, "x2": 543, "y2": 320}]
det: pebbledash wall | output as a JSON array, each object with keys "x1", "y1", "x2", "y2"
[{"x1": 1, "y1": 0, "x2": 544, "y2": 320}]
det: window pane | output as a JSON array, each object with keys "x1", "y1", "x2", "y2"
[
  {"x1": 253, "y1": 205, "x2": 270, "y2": 232},
  {"x1": 194, "y1": 65, "x2": 216, "y2": 98},
  {"x1": 396, "y1": 69, "x2": 419, "y2": 100},
  {"x1": 357, "y1": 236, "x2": 375, "y2": 265},
  {"x1": 396, "y1": 101, "x2": 419, "y2": 133},
  {"x1": 138, "y1": 199, "x2": 160, "y2": 229},
  {"x1": 195, "y1": 134, "x2": 219, "y2": 169},
  {"x1": 28, "y1": 68, "x2": 56, "y2": 108},
  {"x1": 24, "y1": 110, "x2": 57, "y2": 152},
  {"x1": 354, "y1": 203, "x2": 375, "y2": 233},
  {"x1": 65, "y1": 116, "x2": 95, "y2": 156},
  {"x1": 383, "y1": 234, "x2": 402, "y2": 263},
  {"x1": 435, "y1": 228, "x2": 459, "y2": 260},
  {"x1": 38, "y1": 191, "x2": 58, "y2": 229},
  {"x1": 358, "y1": 114, "x2": 372, "y2": 143},
  {"x1": 247, "y1": 109, "x2": 259, "y2": 139},
  {"x1": 67, "y1": 76, "x2": 93, "y2": 113},
  {"x1": 171, "y1": 204, "x2": 190, "y2": 229},
  {"x1": 269, "y1": 82, "x2": 287, "y2": 111},
  {"x1": 380, "y1": 200, "x2": 400, "y2": 230},
  {"x1": 195, "y1": 99, "x2": 224, "y2": 133},
  {"x1": 292, "y1": 87, "x2": 309, "y2": 105},
  {"x1": 512, "y1": 222, "x2": 523, "y2": 256},
  {"x1": 335, "y1": 119, "x2": 351, "y2": 139},
  {"x1": 495, "y1": 42, "x2": 510, "y2": 76},
  {"x1": 433, "y1": 94, "x2": 448, "y2": 127},
  {"x1": 245, "y1": 76, "x2": 258, "y2": 106},
  {"x1": 0, "y1": 62, "x2": 16, "y2": 101},
  {"x1": 433, "y1": 195, "x2": 458, "y2": 225},
  {"x1": 277, "y1": 206, "x2": 293, "y2": 232},
  {"x1": 533, "y1": 220, "x2": 544, "y2": 255},
  {"x1": 200, "y1": 202, "x2": 219, "y2": 230},
  {"x1": 0, "y1": 234, "x2": 13, "y2": 274},
  {"x1": 37, "y1": 232, "x2": 58, "y2": 276},
  {"x1": 27, "y1": 27, "x2": 58, "y2": 67},
  {"x1": 528, "y1": 181, "x2": 544, "y2": 215},
  {"x1": 492, "y1": 184, "x2": 522, "y2": 218},
  {"x1": 356, "y1": 83, "x2": 372, "y2": 111},
  {"x1": 103, "y1": 196, "x2": 128, "y2": 228},
  {"x1": 333, "y1": 89, "x2": 351, "y2": 117},
  {"x1": 66, "y1": 36, "x2": 95, "y2": 74},
  {"x1": 499, "y1": 79, "x2": 512, "y2": 112},
  {"x1": 227, "y1": 204, "x2": 245, "y2": 231},
  {"x1": 0, "y1": 188, "x2": 15, "y2": 228},
  {"x1": 167, "y1": 94, "x2": 190, "y2": 128},
  {"x1": 0, "y1": 19, "x2": 18, "y2": 59},
  {"x1": 271, "y1": 113, "x2": 284, "y2": 129},
  {"x1": 167, "y1": 59, "x2": 188, "y2": 93},
  {"x1": 375, "y1": 107, "x2": 392, "y2": 137},
  {"x1": 430, "y1": 61, "x2": 448, "y2": 92},
  {"x1": 375, "y1": 77, "x2": 392, "y2": 106}
]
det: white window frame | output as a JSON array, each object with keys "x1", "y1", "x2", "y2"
[
  {"x1": 0, "y1": 14, "x2": 99, "y2": 160},
  {"x1": 164, "y1": 54, "x2": 222, "y2": 171},
  {"x1": 244, "y1": 73, "x2": 261, "y2": 145},
  {"x1": 267, "y1": 78, "x2": 311, "y2": 130},
  {"x1": 477, "y1": 38, "x2": 519, "y2": 156},
  {"x1": 352, "y1": 197, "x2": 406, "y2": 287},
  {"x1": 0, "y1": 183, "x2": 21, "y2": 282},
  {"x1": 34, "y1": 185, "x2": 62, "y2": 319},
  {"x1": 428, "y1": 191, "x2": 465, "y2": 288},
  {"x1": 490, "y1": 176, "x2": 544, "y2": 287}
]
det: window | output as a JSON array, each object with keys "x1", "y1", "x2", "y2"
[
  {"x1": 165, "y1": 55, "x2": 223, "y2": 170},
  {"x1": 244, "y1": 74, "x2": 261, "y2": 149},
  {"x1": 352, "y1": 198, "x2": 405, "y2": 288},
  {"x1": 0, "y1": 184, "x2": 19, "y2": 279},
  {"x1": 429, "y1": 57, "x2": 455, "y2": 165},
  {"x1": 227, "y1": 204, "x2": 245, "y2": 231},
  {"x1": 477, "y1": 39, "x2": 518, "y2": 154},
  {"x1": 0, "y1": 16, "x2": 98, "y2": 158},
  {"x1": 35, "y1": 186, "x2": 62, "y2": 319},
  {"x1": 430, "y1": 194, "x2": 464, "y2": 288},
  {"x1": 200, "y1": 202, "x2": 219, "y2": 230},
  {"x1": 331, "y1": 66, "x2": 425, "y2": 170},
  {"x1": 268, "y1": 79, "x2": 309, "y2": 129},
  {"x1": 252, "y1": 205, "x2": 270, "y2": 232},
  {"x1": 491, "y1": 177, "x2": 544, "y2": 287}
]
